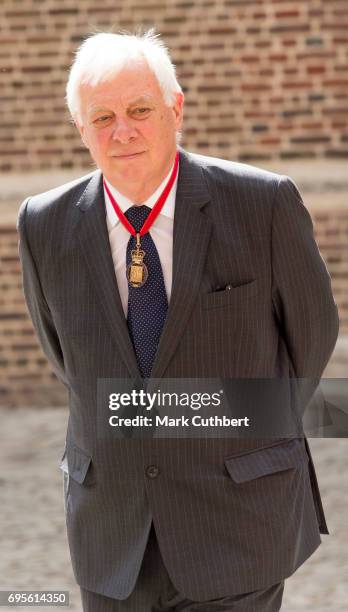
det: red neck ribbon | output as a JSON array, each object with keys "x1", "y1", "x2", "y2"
[{"x1": 103, "y1": 151, "x2": 180, "y2": 237}]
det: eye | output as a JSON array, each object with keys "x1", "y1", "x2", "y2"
[
  {"x1": 93, "y1": 116, "x2": 112, "y2": 124},
  {"x1": 132, "y1": 107, "x2": 151, "y2": 116},
  {"x1": 91, "y1": 115, "x2": 114, "y2": 129}
]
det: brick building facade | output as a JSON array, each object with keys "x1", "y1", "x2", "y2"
[
  {"x1": 1, "y1": 0, "x2": 348, "y2": 171},
  {"x1": 0, "y1": 0, "x2": 347, "y2": 406}
]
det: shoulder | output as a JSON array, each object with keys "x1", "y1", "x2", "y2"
[
  {"x1": 179, "y1": 150, "x2": 305, "y2": 235},
  {"x1": 183, "y1": 149, "x2": 283, "y2": 189},
  {"x1": 17, "y1": 169, "x2": 100, "y2": 231},
  {"x1": 181, "y1": 150, "x2": 303, "y2": 220}
]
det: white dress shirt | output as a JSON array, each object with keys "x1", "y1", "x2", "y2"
[{"x1": 104, "y1": 158, "x2": 178, "y2": 317}]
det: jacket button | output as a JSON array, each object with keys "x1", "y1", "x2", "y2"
[{"x1": 146, "y1": 465, "x2": 160, "y2": 479}]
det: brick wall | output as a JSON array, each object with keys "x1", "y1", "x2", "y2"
[
  {"x1": 0, "y1": 226, "x2": 67, "y2": 407},
  {"x1": 1, "y1": 0, "x2": 348, "y2": 172},
  {"x1": 1, "y1": 0, "x2": 347, "y2": 406}
]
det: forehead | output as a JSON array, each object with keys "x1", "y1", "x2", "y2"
[{"x1": 79, "y1": 63, "x2": 164, "y2": 114}]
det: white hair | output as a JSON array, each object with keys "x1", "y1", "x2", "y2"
[{"x1": 66, "y1": 29, "x2": 183, "y2": 123}]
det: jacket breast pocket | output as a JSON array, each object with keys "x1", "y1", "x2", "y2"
[
  {"x1": 200, "y1": 280, "x2": 259, "y2": 310},
  {"x1": 224, "y1": 438, "x2": 309, "y2": 484}
]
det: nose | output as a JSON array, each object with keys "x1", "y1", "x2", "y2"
[{"x1": 111, "y1": 118, "x2": 137, "y2": 144}]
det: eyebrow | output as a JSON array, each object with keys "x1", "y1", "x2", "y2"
[
  {"x1": 128, "y1": 96, "x2": 154, "y2": 106},
  {"x1": 88, "y1": 96, "x2": 155, "y2": 115}
]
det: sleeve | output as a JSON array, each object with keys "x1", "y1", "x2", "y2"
[
  {"x1": 271, "y1": 175, "x2": 339, "y2": 411},
  {"x1": 17, "y1": 198, "x2": 69, "y2": 389}
]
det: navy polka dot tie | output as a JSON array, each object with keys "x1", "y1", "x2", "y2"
[{"x1": 125, "y1": 205, "x2": 168, "y2": 378}]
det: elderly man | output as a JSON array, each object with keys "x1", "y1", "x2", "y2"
[{"x1": 18, "y1": 31, "x2": 339, "y2": 612}]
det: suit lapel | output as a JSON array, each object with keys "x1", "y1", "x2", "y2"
[
  {"x1": 75, "y1": 171, "x2": 140, "y2": 377},
  {"x1": 73, "y1": 149, "x2": 212, "y2": 380},
  {"x1": 150, "y1": 149, "x2": 212, "y2": 379}
]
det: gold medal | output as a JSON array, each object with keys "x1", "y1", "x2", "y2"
[{"x1": 126, "y1": 233, "x2": 148, "y2": 288}]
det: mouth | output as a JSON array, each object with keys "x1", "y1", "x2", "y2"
[{"x1": 111, "y1": 151, "x2": 145, "y2": 160}]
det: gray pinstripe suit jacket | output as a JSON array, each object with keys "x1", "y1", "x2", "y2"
[{"x1": 17, "y1": 148, "x2": 339, "y2": 601}]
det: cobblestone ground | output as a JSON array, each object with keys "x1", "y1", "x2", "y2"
[{"x1": 0, "y1": 407, "x2": 347, "y2": 612}]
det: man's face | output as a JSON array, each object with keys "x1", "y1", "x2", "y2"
[{"x1": 76, "y1": 62, "x2": 184, "y2": 195}]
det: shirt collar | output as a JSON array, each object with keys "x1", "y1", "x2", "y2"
[{"x1": 104, "y1": 157, "x2": 178, "y2": 229}]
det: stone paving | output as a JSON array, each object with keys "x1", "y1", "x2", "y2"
[{"x1": 0, "y1": 406, "x2": 347, "y2": 611}]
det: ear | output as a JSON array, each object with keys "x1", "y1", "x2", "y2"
[{"x1": 172, "y1": 92, "x2": 184, "y2": 131}]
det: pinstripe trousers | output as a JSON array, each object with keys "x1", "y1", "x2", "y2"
[{"x1": 80, "y1": 523, "x2": 284, "y2": 612}]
